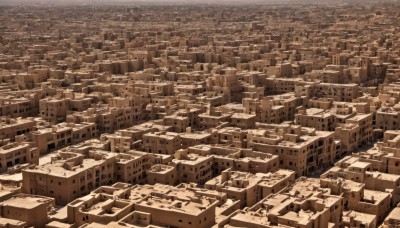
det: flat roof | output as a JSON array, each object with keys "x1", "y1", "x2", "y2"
[{"x1": 1, "y1": 194, "x2": 53, "y2": 209}]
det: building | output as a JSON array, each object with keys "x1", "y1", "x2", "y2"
[
  {"x1": 248, "y1": 124, "x2": 337, "y2": 176},
  {"x1": 204, "y1": 168, "x2": 295, "y2": 208},
  {"x1": 0, "y1": 194, "x2": 55, "y2": 227},
  {"x1": 22, "y1": 150, "x2": 116, "y2": 205},
  {"x1": 0, "y1": 142, "x2": 39, "y2": 173}
]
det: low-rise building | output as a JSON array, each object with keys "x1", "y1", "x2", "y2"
[
  {"x1": 22, "y1": 150, "x2": 116, "y2": 205},
  {"x1": 205, "y1": 168, "x2": 295, "y2": 208},
  {"x1": 142, "y1": 131, "x2": 181, "y2": 155},
  {"x1": 0, "y1": 142, "x2": 39, "y2": 173},
  {"x1": 0, "y1": 194, "x2": 55, "y2": 227}
]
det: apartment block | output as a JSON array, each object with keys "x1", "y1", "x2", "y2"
[
  {"x1": 205, "y1": 168, "x2": 295, "y2": 208},
  {"x1": 0, "y1": 142, "x2": 39, "y2": 173},
  {"x1": 22, "y1": 150, "x2": 116, "y2": 205}
]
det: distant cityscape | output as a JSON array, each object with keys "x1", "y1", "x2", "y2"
[{"x1": 0, "y1": 1, "x2": 399, "y2": 228}]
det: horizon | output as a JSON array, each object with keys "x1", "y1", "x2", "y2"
[{"x1": 1, "y1": 0, "x2": 399, "y2": 6}]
